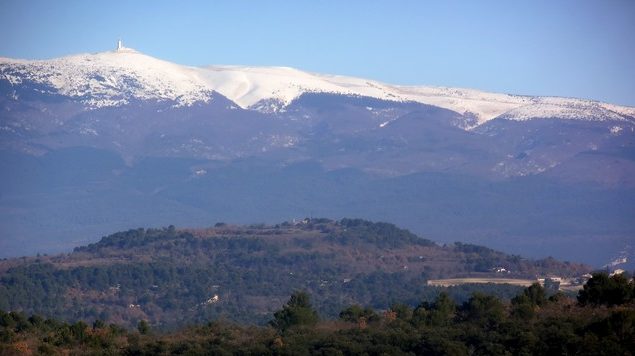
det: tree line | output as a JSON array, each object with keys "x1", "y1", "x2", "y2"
[{"x1": 1, "y1": 271, "x2": 633, "y2": 355}]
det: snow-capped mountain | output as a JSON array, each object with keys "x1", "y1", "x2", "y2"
[
  {"x1": 2, "y1": 44, "x2": 634, "y2": 127},
  {"x1": 2, "y1": 45, "x2": 635, "y2": 178},
  {"x1": 1, "y1": 44, "x2": 634, "y2": 266}
]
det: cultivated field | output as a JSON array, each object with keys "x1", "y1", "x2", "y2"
[{"x1": 427, "y1": 278, "x2": 537, "y2": 287}]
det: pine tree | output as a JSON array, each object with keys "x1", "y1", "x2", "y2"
[{"x1": 270, "y1": 291, "x2": 318, "y2": 331}]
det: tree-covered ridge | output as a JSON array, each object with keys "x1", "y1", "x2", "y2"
[
  {"x1": 1, "y1": 274, "x2": 633, "y2": 355},
  {"x1": 0, "y1": 219, "x2": 589, "y2": 328}
]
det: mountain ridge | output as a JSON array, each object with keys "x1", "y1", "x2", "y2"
[{"x1": 2, "y1": 47, "x2": 634, "y2": 127}]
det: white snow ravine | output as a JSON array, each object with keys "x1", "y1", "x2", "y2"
[{"x1": 1, "y1": 47, "x2": 634, "y2": 128}]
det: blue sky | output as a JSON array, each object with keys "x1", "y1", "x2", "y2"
[{"x1": 2, "y1": 0, "x2": 634, "y2": 106}]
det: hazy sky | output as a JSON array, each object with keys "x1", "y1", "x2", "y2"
[{"x1": 2, "y1": 0, "x2": 634, "y2": 106}]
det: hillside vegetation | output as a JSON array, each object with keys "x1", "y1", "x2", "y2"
[
  {"x1": 1, "y1": 274, "x2": 634, "y2": 355},
  {"x1": 0, "y1": 219, "x2": 588, "y2": 328}
]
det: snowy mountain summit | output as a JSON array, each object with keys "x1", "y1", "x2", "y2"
[{"x1": 1, "y1": 43, "x2": 633, "y2": 128}]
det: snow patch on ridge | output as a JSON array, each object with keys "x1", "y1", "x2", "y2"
[
  {"x1": 497, "y1": 101, "x2": 630, "y2": 122},
  {"x1": 1, "y1": 50, "x2": 212, "y2": 108}
]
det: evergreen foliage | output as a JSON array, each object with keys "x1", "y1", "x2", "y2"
[
  {"x1": 1, "y1": 278, "x2": 633, "y2": 355},
  {"x1": 578, "y1": 272, "x2": 634, "y2": 306},
  {"x1": 270, "y1": 291, "x2": 319, "y2": 331}
]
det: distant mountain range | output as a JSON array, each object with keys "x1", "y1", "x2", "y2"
[{"x1": 0, "y1": 45, "x2": 634, "y2": 267}]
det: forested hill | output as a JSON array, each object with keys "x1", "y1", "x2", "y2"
[{"x1": 0, "y1": 219, "x2": 589, "y2": 328}]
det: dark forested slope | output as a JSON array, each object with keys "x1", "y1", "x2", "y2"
[
  {"x1": 1, "y1": 275, "x2": 634, "y2": 355},
  {"x1": 0, "y1": 219, "x2": 588, "y2": 328}
]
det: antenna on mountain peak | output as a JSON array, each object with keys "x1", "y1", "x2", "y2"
[{"x1": 116, "y1": 39, "x2": 123, "y2": 51}]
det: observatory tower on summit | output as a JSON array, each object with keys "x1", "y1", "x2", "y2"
[{"x1": 115, "y1": 39, "x2": 134, "y2": 53}]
